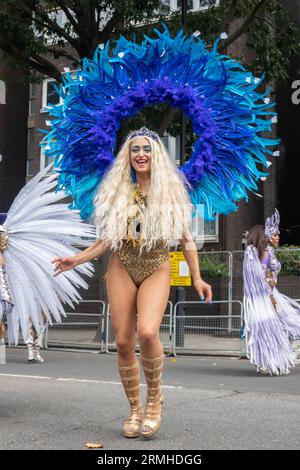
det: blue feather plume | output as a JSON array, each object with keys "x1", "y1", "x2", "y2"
[{"x1": 41, "y1": 26, "x2": 279, "y2": 220}]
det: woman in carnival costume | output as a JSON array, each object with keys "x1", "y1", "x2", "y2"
[
  {"x1": 243, "y1": 209, "x2": 300, "y2": 375},
  {"x1": 54, "y1": 127, "x2": 212, "y2": 439},
  {"x1": 0, "y1": 167, "x2": 95, "y2": 356},
  {"x1": 48, "y1": 28, "x2": 278, "y2": 438}
]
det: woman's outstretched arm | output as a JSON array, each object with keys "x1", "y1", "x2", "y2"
[
  {"x1": 180, "y1": 229, "x2": 212, "y2": 302},
  {"x1": 52, "y1": 240, "x2": 108, "y2": 275}
]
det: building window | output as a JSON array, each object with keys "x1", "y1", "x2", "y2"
[
  {"x1": 40, "y1": 147, "x2": 55, "y2": 171},
  {"x1": 162, "y1": 133, "x2": 219, "y2": 242},
  {"x1": 191, "y1": 206, "x2": 219, "y2": 245},
  {"x1": 204, "y1": 218, "x2": 218, "y2": 242},
  {"x1": 29, "y1": 83, "x2": 37, "y2": 115},
  {"x1": 162, "y1": 0, "x2": 176, "y2": 9},
  {"x1": 44, "y1": 9, "x2": 71, "y2": 44},
  {"x1": 160, "y1": 134, "x2": 178, "y2": 163},
  {"x1": 27, "y1": 128, "x2": 35, "y2": 176},
  {"x1": 161, "y1": 134, "x2": 182, "y2": 165},
  {"x1": 41, "y1": 78, "x2": 61, "y2": 111},
  {"x1": 177, "y1": 0, "x2": 195, "y2": 11},
  {"x1": 163, "y1": 0, "x2": 220, "y2": 11},
  {"x1": 197, "y1": 0, "x2": 220, "y2": 10},
  {"x1": 0, "y1": 80, "x2": 6, "y2": 104},
  {"x1": 26, "y1": 159, "x2": 34, "y2": 177},
  {"x1": 51, "y1": 8, "x2": 67, "y2": 28}
]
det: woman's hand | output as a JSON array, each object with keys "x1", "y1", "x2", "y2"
[
  {"x1": 52, "y1": 256, "x2": 78, "y2": 276},
  {"x1": 193, "y1": 278, "x2": 212, "y2": 302},
  {"x1": 267, "y1": 278, "x2": 276, "y2": 288}
]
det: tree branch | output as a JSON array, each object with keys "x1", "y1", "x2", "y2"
[
  {"x1": 28, "y1": 57, "x2": 61, "y2": 80},
  {"x1": 31, "y1": 5, "x2": 79, "y2": 49},
  {"x1": 98, "y1": 14, "x2": 125, "y2": 43},
  {"x1": 18, "y1": 3, "x2": 79, "y2": 50},
  {"x1": 1, "y1": 42, "x2": 61, "y2": 80},
  {"x1": 31, "y1": 53, "x2": 61, "y2": 80},
  {"x1": 220, "y1": 0, "x2": 269, "y2": 51},
  {"x1": 55, "y1": 1, "x2": 81, "y2": 36},
  {"x1": 96, "y1": 5, "x2": 102, "y2": 31},
  {"x1": 219, "y1": 0, "x2": 239, "y2": 34},
  {"x1": 47, "y1": 46, "x2": 80, "y2": 66}
]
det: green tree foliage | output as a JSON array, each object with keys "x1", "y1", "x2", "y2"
[
  {"x1": 0, "y1": 0, "x2": 167, "y2": 81},
  {"x1": 0, "y1": 1, "x2": 298, "y2": 82},
  {"x1": 276, "y1": 246, "x2": 300, "y2": 274},
  {"x1": 197, "y1": 253, "x2": 228, "y2": 278},
  {"x1": 136, "y1": 0, "x2": 300, "y2": 147},
  {"x1": 0, "y1": 1, "x2": 299, "y2": 143}
]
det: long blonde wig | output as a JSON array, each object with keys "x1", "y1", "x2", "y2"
[{"x1": 94, "y1": 133, "x2": 192, "y2": 251}]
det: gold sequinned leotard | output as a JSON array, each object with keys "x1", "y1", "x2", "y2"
[{"x1": 117, "y1": 184, "x2": 169, "y2": 287}]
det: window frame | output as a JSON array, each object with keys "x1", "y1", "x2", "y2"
[
  {"x1": 29, "y1": 83, "x2": 37, "y2": 115},
  {"x1": 202, "y1": 216, "x2": 219, "y2": 243},
  {"x1": 41, "y1": 78, "x2": 62, "y2": 112},
  {"x1": 162, "y1": 133, "x2": 219, "y2": 243},
  {"x1": 163, "y1": 0, "x2": 220, "y2": 12},
  {"x1": 0, "y1": 80, "x2": 6, "y2": 104},
  {"x1": 40, "y1": 145, "x2": 56, "y2": 171}
]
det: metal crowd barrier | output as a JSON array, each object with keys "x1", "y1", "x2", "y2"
[
  {"x1": 171, "y1": 300, "x2": 244, "y2": 357},
  {"x1": 45, "y1": 300, "x2": 106, "y2": 351},
  {"x1": 34, "y1": 248, "x2": 300, "y2": 356},
  {"x1": 42, "y1": 298, "x2": 244, "y2": 356},
  {"x1": 198, "y1": 250, "x2": 233, "y2": 318}
]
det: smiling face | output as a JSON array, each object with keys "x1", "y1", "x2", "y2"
[
  {"x1": 129, "y1": 137, "x2": 152, "y2": 175},
  {"x1": 270, "y1": 233, "x2": 280, "y2": 247}
]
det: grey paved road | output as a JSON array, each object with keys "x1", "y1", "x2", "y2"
[{"x1": 1, "y1": 348, "x2": 299, "y2": 450}]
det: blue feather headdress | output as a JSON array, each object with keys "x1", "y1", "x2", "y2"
[{"x1": 41, "y1": 26, "x2": 279, "y2": 220}]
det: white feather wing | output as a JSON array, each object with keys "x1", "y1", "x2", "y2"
[{"x1": 4, "y1": 167, "x2": 96, "y2": 344}]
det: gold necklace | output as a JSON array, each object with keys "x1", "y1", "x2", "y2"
[
  {"x1": 133, "y1": 183, "x2": 147, "y2": 205},
  {"x1": 126, "y1": 184, "x2": 147, "y2": 247}
]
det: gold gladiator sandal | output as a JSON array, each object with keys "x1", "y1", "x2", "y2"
[
  {"x1": 118, "y1": 361, "x2": 143, "y2": 438},
  {"x1": 140, "y1": 354, "x2": 164, "y2": 439}
]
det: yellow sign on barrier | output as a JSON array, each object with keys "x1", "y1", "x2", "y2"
[{"x1": 169, "y1": 251, "x2": 191, "y2": 286}]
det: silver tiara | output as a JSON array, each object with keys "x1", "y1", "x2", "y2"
[
  {"x1": 129, "y1": 127, "x2": 159, "y2": 142},
  {"x1": 264, "y1": 209, "x2": 280, "y2": 241}
]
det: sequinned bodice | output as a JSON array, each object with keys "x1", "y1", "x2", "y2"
[
  {"x1": 261, "y1": 245, "x2": 281, "y2": 286},
  {"x1": 117, "y1": 184, "x2": 169, "y2": 285}
]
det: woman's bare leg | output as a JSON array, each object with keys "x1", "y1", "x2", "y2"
[
  {"x1": 136, "y1": 260, "x2": 170, "y2": 358},
  {"x1": 106, "y1": 254, "x2": 143, "y2": 437},
  {"x1": 106, "y1": 253, "x2": 138, "y2": 365},
  {"x1": 136, "y1": 260, "x2": 170, "y2": 437}
]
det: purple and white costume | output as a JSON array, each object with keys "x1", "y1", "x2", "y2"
[{"x1": 243, "y1": 210, "x2": 300, "y2": 375}]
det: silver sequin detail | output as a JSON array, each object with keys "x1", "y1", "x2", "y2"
[{"x1": 0, "y1": 265, "x2": 12, "y2": 303}]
